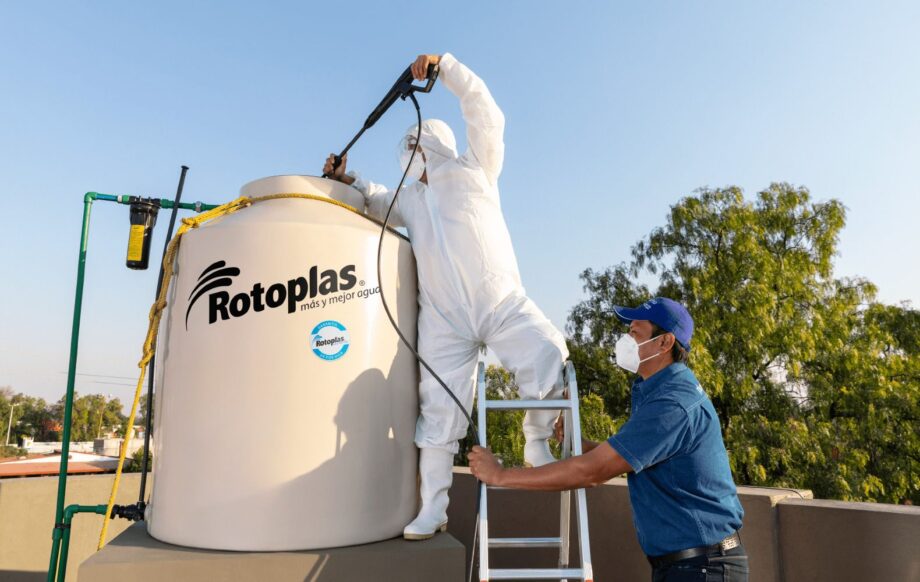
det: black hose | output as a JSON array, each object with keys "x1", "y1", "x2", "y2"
[
  {"x1": 138, "y1": 165, "x2": 188, "y2": 505},
  {"x1": 373, "y1": 94, "x2": 481, "y2": 582},
  {"x1": 375, "y1": 94, "x2": 478, "y2": 443}
]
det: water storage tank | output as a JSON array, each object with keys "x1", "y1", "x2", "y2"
[{"x1": 147, "y1": 175, "x2": 419, "y2": 551}]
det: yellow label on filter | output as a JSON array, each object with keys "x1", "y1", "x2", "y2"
[{"x1": 127, "y1": 225, "x2": 145, "y2": 261}]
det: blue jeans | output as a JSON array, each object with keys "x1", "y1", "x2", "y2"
[{"x1": 651, "y1": 545, "x2": 749, "y2": 582}]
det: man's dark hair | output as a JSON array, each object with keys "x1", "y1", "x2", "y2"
[{"x1": 650, "y1": 323, "x2": 690, "y2": 364}]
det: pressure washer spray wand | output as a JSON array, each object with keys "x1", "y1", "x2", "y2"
[{"x1": 322, "y1": 64, "x2": 439, "y2": 178}]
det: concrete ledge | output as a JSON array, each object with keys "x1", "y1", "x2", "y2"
[
  {"x1": 447, "y1": 468, "x2": 813, "y2": 582},
  {"x1": 0, "y1": 472, "x2": 146, "y2": 582},
  {"x1": 777, "y1": 498, "x2": 920, "y2": 582},
  {"x1": 734, "y1": 485, "x2": 812, "y2": 582},
  {"x1": 3, "y1": 470, "x2": 915, "y2": 582},
  {"x1": 78, "y1": 522, "x2": 466, "y2": 582}
]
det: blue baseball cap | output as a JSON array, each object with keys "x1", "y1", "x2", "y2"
[{"x1": 612, "y1": 297, "x2": 694, "y2": 351}]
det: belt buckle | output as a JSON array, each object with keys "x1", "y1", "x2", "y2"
[{"x1": 719, "y1": 532, "x2": 739, "y2": 552}]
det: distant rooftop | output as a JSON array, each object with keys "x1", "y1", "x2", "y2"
[{"x1": 0, "y1": 451, "x2": 119, "y2": 478}]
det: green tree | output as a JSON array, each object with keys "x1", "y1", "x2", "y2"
[
  {"x1": 13, "y1": 395, "x2": 53, "y2": 441},
  {"x1": 567, "y1": 265, "x2": 650, "y2": 420},
  {"x1": 138, "y1": 391, "x2": 153, "y2": 428},
  {"x1": 0, "y1": 388, "x2": 59, "y2": 443},
  {"x1": 124, "y1": 446, "x2": 153, "y2": 473},
  {"x1": 567, "y1": 183, "x2": 919, "y2": 503},
  {"x1": 51, "y1": 393, "x2": 127, "y2": 442},
  {"x1": 798, "y1": 295, "x2": 920, "y2": 502},
  {"x1": 0, "y1": 387, "x2": 17, "y2": 444},
  {"x1": 456, "y1": 366, "x2": 523, "y2": 466}
]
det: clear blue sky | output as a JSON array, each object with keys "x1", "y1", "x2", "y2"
[{"x1": 1, "y1": 2, "x2": 918, "y2": 405}]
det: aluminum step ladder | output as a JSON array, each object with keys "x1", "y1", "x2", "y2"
[{"x1": 476, "y1": 360, "x2": 594, "y2": 582}]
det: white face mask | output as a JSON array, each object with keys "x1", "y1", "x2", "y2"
[
  {"x1": 614, "y1": 334, "x2": 665, "y2": 374},
  {"x1": 399, "y1": 148, "x2": 425, "y2": 183}
]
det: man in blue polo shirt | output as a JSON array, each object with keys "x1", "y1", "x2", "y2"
[{"x1": 469, "y1": 298, "x2": 748, "y2": 581}]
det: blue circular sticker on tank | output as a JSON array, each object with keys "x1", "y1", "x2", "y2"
[{"x1": 310, "y1": 320, "x2": 350, "y2": 361}]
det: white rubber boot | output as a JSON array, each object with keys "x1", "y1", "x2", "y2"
[
  {"x1": 523, "y1": 409, "x2": 559, "y2": 468},
  {"x1": 403, "y1": 448, "x2": 454, "y2": 540}
]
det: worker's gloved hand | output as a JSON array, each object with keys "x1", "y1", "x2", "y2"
[
  {"x1": 323, "y1": 153, "x2": 354, "y2": 184},
  {"x1": 411, "y1": 54, "x2": 441, "y2": 81}
]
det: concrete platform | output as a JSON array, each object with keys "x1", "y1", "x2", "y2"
[{"x1": 78, "y1": 522, "x2": 466, "y2": 582}]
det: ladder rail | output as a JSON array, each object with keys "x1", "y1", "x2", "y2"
[
  {"x1": 559, "y1": 365, "x2": 573, "y2": 575},
  {"x1": 566, "y1": 362, "x2": 594, "y2": 582},
  {"x1": 477, "y1": 362, "x2": 490, "y2": 582},
  {"x1": 476, "y1": 360, "x2": 594, "y2": 582}
]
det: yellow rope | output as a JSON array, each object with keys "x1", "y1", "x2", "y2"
[{"x1": 97, "y1": 193, "x2": 360, "y2": 549}]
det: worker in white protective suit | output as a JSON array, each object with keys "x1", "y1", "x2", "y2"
[{"x1": 323, "y1": 53, "x2": 568, "y2": 540}]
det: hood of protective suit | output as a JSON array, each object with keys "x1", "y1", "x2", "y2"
[{"x1": 403, "y1": 119, "x2": 457, "y2": 174}]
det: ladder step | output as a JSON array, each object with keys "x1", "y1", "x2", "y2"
[
  {"x1": 488, "y1": 537, "x2": 562, "y2": 548},
  {"x1": 487, "y1": 568, "x2": 586, "y2": 580},
  {"x1": 487, "y1": 484, "x2": 570, "y2": 491},
  {"x1": 484, "y1": 399, "x2": 572, "y2": 411}
]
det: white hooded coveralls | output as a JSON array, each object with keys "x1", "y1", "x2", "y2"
[{"x1": 350, "y1": 53, "x2": 568, "y2": 454}]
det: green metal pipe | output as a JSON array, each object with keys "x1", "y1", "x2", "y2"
[
  {"x1": 161, "y1": 198, "x2": 219, "y2": 211},
  {"x1": 47, "y1": 192, "x2": 218, "y2": 582},
  {"x1": 85, "y1": 191, "x2": 219, "y2": 212},
  {"x1": 57, "y1": 505, "x2": 108, "y2": 582},
  {"x1": 47, "y1": 194, "x2": 95, "y2": 582}
]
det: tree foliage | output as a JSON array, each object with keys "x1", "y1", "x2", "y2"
[
  {"x1": 50, "y1": 393, "x2": 127, "y2": 442},
  {"x1": 0, "y1": 388, "x2": 126, "y2": 443},
  {"x1": 567, "y1": 183, "x2": 919, "y2": 504},
  {"x1": 124, "y1": 446, "x2": 152, "y2": 472},
  {"x1": 1, "y1": 387, "x2": 56, "y2": 443}
]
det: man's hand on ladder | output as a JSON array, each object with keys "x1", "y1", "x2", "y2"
[
  {"x1": 468, "y1": 446, "x2": 504, "y2": 485},
  {"x1": 553, "y1": 413, "x2": 565, "y2": 444}
]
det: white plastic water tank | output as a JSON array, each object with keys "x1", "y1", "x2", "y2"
[{"x1": 147, "y1": 175, "x2": 419, "y2": 551}]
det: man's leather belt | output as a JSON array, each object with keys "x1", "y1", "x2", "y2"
[{"x1": 647, "y1": 531, "x2": 742, "y2": 569}]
